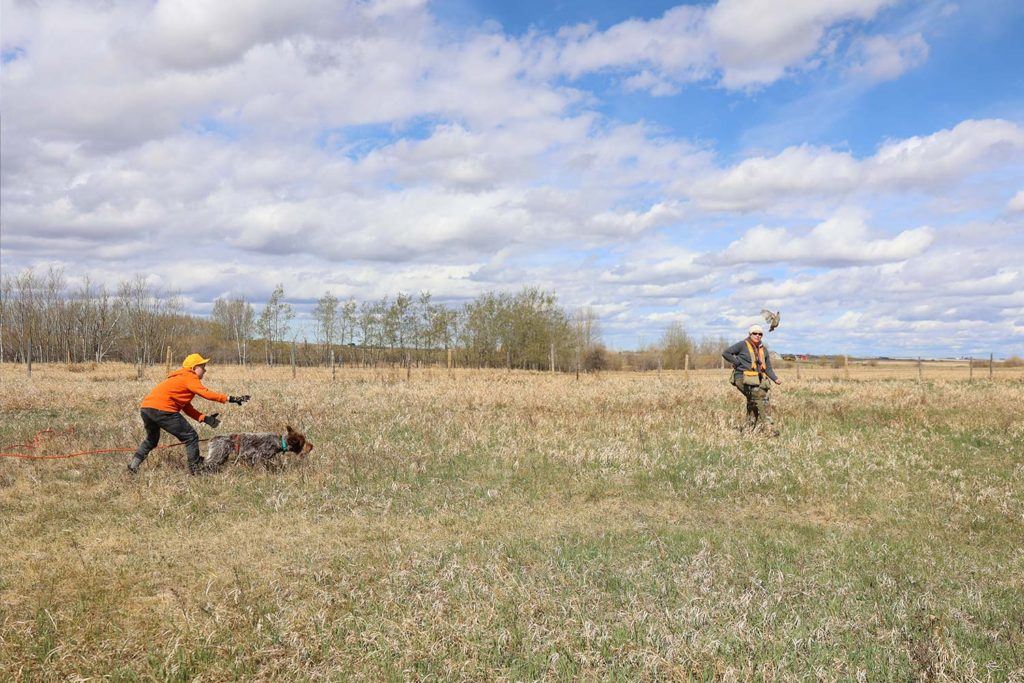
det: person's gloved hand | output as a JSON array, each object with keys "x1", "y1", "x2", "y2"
[
  {"x1": 228, "y1": 395, "x2": 251, "y2": 405},
  {"x1": 203, "y1": 413, "x2": 221, "y2": 428}
]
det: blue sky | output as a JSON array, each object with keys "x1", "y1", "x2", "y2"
[{"x1": 1, "y1": 0, "x2": 1023, "y2": 357}]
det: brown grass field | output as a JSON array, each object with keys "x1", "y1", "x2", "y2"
[{"x1": 1, "y1": 362, "x2": 1023, "y2": 681}]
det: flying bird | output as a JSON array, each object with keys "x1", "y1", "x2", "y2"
[{"x1": 761, "y1": 309, "x2": 780, "y2": 332}]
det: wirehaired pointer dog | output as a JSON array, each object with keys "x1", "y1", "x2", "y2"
[{"x1": 204, "y1": 425, "x2": 313, "y2": 471}]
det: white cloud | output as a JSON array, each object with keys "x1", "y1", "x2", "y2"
[
  {"x1": 706, "y1": 0, "x2": 896, "y2": 88},
  {"x1": 600, "y1": 248, "x2": 707, "y2": 285},
  {"x1": 866, "y1": 119, "x2": 1024, "y2": 188},
  {"x1": 690, "y1": 119, "x2": 1024, "y2": 211},
  {"x1": 556, "y1": 5, "x2": 712, "y2": 82},
  {"x1": 688, "y1": 145, "x2": 860, "y2": 211},
  {"x1": 621, "y1": 70, "x2": 682, "y2": 97},
  {"x1": 717, "y1": 209, "x2": 935, "y2": 266},
  {"x1": 136, "y1": 0, "x2": 355, "y2": 70},
  {"x1": 848, "y1": 32, "x2": 929, "y2": 82},
  {"x1": 1, "y1": 0, "x2": 1021, "y2": 356},
  {"x1": 549, "y1": 0, "x2": 909, "y2": 92}
]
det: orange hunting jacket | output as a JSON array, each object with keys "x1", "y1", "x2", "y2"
[{"x1": 140, "y1": 368, "x2": 228, "y2": 422}]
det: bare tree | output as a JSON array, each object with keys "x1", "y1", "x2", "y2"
[
  {"x1": 313, "y1": 292, "x2": 339, "y2": 364},
  {"x1": 415, "y1": 291, "x2": 432, "y2": 364},
  {"x1": 0, "y1": 273, "x2": 618, "y2": 373},
  {"x1": 256, "y1": 284, "x2": 294, "y2": 365},
  {"x1": 357, "y1": 298, "x2": 388, "y2": 366},
  {"x1": 572, "y1": 306, "x2": 601, "y2": 373},
  {"x1": 0, "y1": 276, "x2": 8, "y2": 362},
  {"x1": 118, "y1": 276, "x2": 181, "y2": 369},
  {"x1": 212, "y1": 295, "x2": 255, "y2": 365},
  {"x1": 338, "y1": 297, "x2": 358, "y2": 364},
  {"x1": 9, "y1": 268, "x2": 42, "y2": 364},
  {"x1": 433, "y1": 306, "x2": 459, "y2": 360},
  {"x1": 38, "y1": 268, "x2": 67, "y2": 362},
  {"x1": 660, "y1": 321, "x2": 694, "y2": 370},
  {"x1": 82, "y1": 280, "x2": 122, "y2": 363},
  {"x1": 386, "y1": 293, "x2": 413, "y2": 357}
]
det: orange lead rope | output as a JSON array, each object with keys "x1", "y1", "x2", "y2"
[{"x1": 1, "y1": 428, "x2": 212, "y2": 461}]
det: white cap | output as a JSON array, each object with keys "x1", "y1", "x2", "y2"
[{"x1": 748, "y1": 324, "x2": 764, "y2": 334}]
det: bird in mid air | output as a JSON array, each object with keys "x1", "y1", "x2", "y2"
[{"x1": 761, "y1": 309, "x2": 780, "y2": 332}]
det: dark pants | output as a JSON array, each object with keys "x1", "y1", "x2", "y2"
[{"x1": 134, "y1": 408, "x2": 201, "y2": 471}]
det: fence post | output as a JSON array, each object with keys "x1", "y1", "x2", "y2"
[
  {"x1": 844, "y1": 354, "x2": 849, "y2": 380},
  {"x1": 989, "y1": 353, "x2": 994, "y2": 380},
  {"x1": 27, "y1": 336, "x2": 32, "y2": 377},
  {"x1": 917, "y1": 357, "x2": 922, "y2": 383},
  {"x1": 291, "y1": 341, "x2": 296, "y2": 378},
  {"x1": 165, "y1": 345, "x2": 172, "y2": 375},
  {"x1": 796, "y1": 357, "x2": 801, "y2": 380},
  {"x1": 550, "y1": 343, "x2": 555, "y2": 374},
  {"x1": 406, "y1": 351, "x2": 412, "y2": 381},
  {"x1": 684, "y1": 353, "x2": 690, "y2": 380},
  {"x1": 447, "y1": 347, "x2": 452, "y2": 370},
  {"x1": 968, "y1": 357, "x2": 973, "y2": 383},
  {"x1": 331, "y1": 347, "x2": 336, "y2": 381}
]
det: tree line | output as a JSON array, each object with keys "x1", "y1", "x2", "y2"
[{"x1": 0, "y1": 267, "x2": 729, "y2": 371}]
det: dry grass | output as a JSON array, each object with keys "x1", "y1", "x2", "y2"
[{"x1": 1, "y1": 363, "x2": 1023, "y2": 681}]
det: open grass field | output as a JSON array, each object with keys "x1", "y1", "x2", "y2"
[{"x1": 2, "y1": 362, "x2": 1023, "y2": 681}]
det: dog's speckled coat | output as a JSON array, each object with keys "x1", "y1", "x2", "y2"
[{"x1": 205, "y1": 425, "x2": 313, "y2": 469}]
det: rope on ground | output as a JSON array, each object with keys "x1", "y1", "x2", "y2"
[{"x1": 0, "y1": 427, "x2": 211, "y2": 461}]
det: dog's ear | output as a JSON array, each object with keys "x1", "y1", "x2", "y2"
[{"x1": 286, "y1": 425, "x2": 295, "y2": 434}]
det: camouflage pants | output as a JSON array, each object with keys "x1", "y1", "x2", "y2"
[{"x1": 733, "y1": 378, "x2": 771, "y2": 428}]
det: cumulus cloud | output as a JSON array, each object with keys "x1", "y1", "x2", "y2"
[
  {"x1": 1, "y1": 0, "x2": 1021, "y2": 355},
  {"x1": 867, "y1": 119, "x2": 1024, "y2": 187},
  {"x1": 135, "y1": 1, "x2": 359, "y2": 71},
  {"x1": 848, "y1": 32, "x2": 929, "y2": 82},
  {"x1": 556, "y1": 5, "x2": 712, "y2": 82},
  {"x1": 707, "y1": 0, "x2": 895, "y2": 88},
  {"x1": 550, "y1": 0, "x2": 907, "y2": 92},
  {"x1": 716, "y1": 210, "x2": 935, "y2": 266},
  {"x1": 690, "y1": 119, "x2": 1024, "y2": 211},
  {"x1": 600, "y1": 247, "x2": 707, "y2": 285}
]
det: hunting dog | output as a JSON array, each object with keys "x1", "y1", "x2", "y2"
[{"x1": 204, "y1": 425, "x2": 313, "y2": 471}]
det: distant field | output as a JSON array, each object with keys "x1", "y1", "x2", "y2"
[
  {"x1": 778, "y1": 358, "x2": 1023, "y2": 382},
  {"x1": 1, "y1": 363, "x2": 1022, "y2": 680}
]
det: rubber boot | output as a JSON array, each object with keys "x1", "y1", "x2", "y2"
[{"x1": 188, "y1": 457, "x2": 208, "y2": 476}]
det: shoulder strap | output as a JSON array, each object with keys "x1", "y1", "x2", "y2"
[{"x1": 744, "y1": 340, "x2": 766, "y2": 374}]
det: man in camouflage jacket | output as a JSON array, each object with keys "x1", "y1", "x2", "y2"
[{"x1": 722, "y1": 324, "x2": 782, "y2": 431}]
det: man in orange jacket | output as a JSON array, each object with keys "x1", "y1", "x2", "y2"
[{"x1": 128, "y1": 353, "x2": 250, "y2": 475}]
